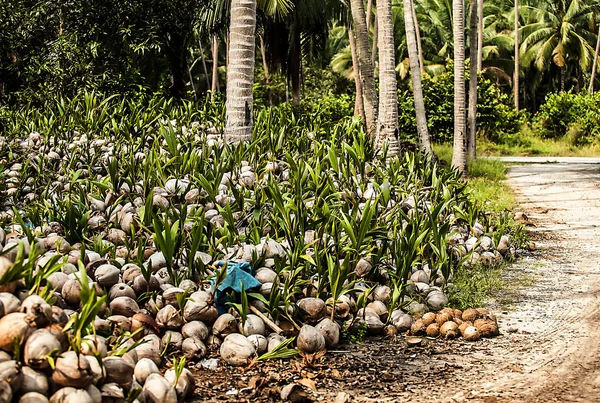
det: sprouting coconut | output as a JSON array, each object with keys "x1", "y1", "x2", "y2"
[{"x1": 297, "y1": 325, "x2": 326, "y2": 354}]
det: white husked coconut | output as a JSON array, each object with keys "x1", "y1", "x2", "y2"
[
  {"x1": 134, "y1": 358, "x2": 159, "y2": 385},
  {"x1": 212, "y1": 313, "x2": 238, "y2": 338},
  {"x1": 183, "y1": 291, "x2": 218, "y2": 323},
  {"x1": 247, "y1": 334, "x2": 268, "y2": 355},
  {"x1": 296, "y1": 325, "x2": 326, "y2": 354},
  {"x1": 220, "y1": 334, "x2": 256, "y2": 366},
  {"x1": 143, "y1": 373, "x2": 177, "y2": 403},
  {"x1": 390, "y1": 310, "x2": 414, "y2": 332},
  {"x1": 181, "y1": 321, "x2": 209, "y2": 341},
  {"x1": 243, "y1": 314, "x2": 266, "y2": 336},
  {"x1": 426, "y1": 291, "x2": 449, "y2": 311},
  {"x1": 410, "y1": 269, "x2": 430, "y2": 284}
]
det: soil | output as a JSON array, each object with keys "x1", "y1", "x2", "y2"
[{"x1": 190, "y1": 161, "x2": 600, "y2": 403}]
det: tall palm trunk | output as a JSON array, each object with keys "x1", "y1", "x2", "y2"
[
  {"x1": 411, "y1": 0, "x2": 425, "y2": 76},
  {"x1": 211, "y1": 34, "x2": 220, "y2": 101},
  {"x1": 467, "y1": 0, "x2": 478, "y2": 160},
  {"x1": 224, "y1": 0, "x2": 256, "y2": 143},
  {"x1": 452, "y1": 0, "x2": 467, "y2": 176},
  {"x1": 371, "y1": 9, "x2": 378, "y2": 66},
  {"x1": 350, "y1": 0, "x2": 378, "y2": 134},
  {"x1": 199, "y1": 41, "x2": 210, "y2": 89},
  {"x1": 290, "y1": 30, "x2": 301, "y2": 106},
  {"x1": 561, "y1": 66, "x2": 566, "y2": 92},
  {"x1": 589, "y1": 26, "x2": 600, "y2": 94},
  {"x1": 366, "y1": 0, "x2": 373, "y2": 31},
  {"x1": 477, "y1": 0, "x2": 483, "y2": 72},
  {"x1": 349, "y1": 27, "x2": 367, "y2": 124},
  {"x1": 402, "y1": 0, "x2": 433, "y2": 157},
  {"x1": 376, "y1": 0, "x2": 400, "y2": 156},
  {"x1": 259, "y1": 35, "x2": 273, "y2": 106},
  {"x1": 514, "y1": 0, "x2": 519, "y2": 110}
]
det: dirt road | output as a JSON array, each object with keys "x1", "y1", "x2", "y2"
[{"x1": 192, "y1": 161, "x2": 600, "y2": 402}]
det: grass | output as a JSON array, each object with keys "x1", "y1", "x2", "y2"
[
  {"x1": 433, "y1": 143, "x2": 516, "y2": 213},
  {"x1": 448, "y1": 263, "x2": 504, "y2": 310},
  {"x1": 476, "y1": 127, "x2": 600, "y2": 157}
]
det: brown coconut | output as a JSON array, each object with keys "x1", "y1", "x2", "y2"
[
  {"x1": 297, "y1": 325, "x2": 326, "y2": 354},
  {"x1": 462, "y1": 308, "x2": 480, "y2": 322},
  {"x1": 435, "y1": 312, "x2": 452, "y2": 326},
  {"x1": 422, "y1": 312, "x2": 436, "y2": 327},
  {"x1": 426, "y1": 323, "x2": 440, "y2": 338},
  {"x1": 410, "y1": 319, "x2": 426, "y2": 335},
  {"x1": 439, "y1": 321, "x2": 459, "y2": 339},
  {"x1": 463, "y1": 326, "x2": 481, "y2": 341}
]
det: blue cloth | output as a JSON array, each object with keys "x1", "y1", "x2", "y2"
[{"x1": 209, "y1": 261, "x2": 262, "y2": 314}]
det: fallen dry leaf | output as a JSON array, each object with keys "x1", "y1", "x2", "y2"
[{"x1": 298, "y1": 378, "x2": 317, "y2": 391}]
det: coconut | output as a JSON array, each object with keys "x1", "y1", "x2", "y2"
[
  {"x1": 373, "y1": 285, "x2": 391, "y2": 303},
  {"x1": 162, "y1": 331, "x2": 184, "y2": 352},
  {"x1": 183, "y1": 291, "x2": 218, "y2": 323},
  {"x1": 155, "y1": 305, "x2": 184, "y2": 329},
  {"x1": 0, "y1": 360, "x2": 22, "y2": 391},
  {"x1": 364, "y1": 314, "x2": 385, "y2": 335},
  {"x1": 182, "y1": 321, "x2": 209, "y2": 341},
  {"x1": 366, "y1": 301, "x2": 388, "y2": 321},
  {"x1": 0, "y1": 257, "x2": 17, "y2": 293},
  {"x1": 421, "y1": 312, "x2": 436, "y2": 326},
  {"x1": 426, "y1": 291, "x2": 448, "y2": 311},
  {"x1": 390, "y1": 310, "x2": 413, "y2": 332},
  {"x1": 0, "y1": 293, "x2": 20, "y2": 314},
  {"x1": 131, "y1": 313, "x2": 160, "y2": 338},
  {"x1": 410, "y1": 269, "x2": 430, "y2": 284},
  {"x1": 81, "y1": 355, "x2": 104, "y2": 385},
  {"x1": 220, "y1": 334, "x2": 256, "y2": 366},
  {"x1": 476, "y1": 320, "x2": 500, "y2": 338},
  {"x1": 426, "y1": 323, "x2": 440, "y2": 338},
  {"x1": 463, "y1": 326, "x2": 481, "y2": 341},
  {"x1": 354, "y1": 258, "x2": 372, "y2": 277},
  {"x1": 80, "y1": 335, "x2": 108, "y2": 358},
  {"x1": 61, "y1": 280, "x2": 83, "y2": 306},
  {"x1": 100, "y1": 383, "x2": 124, "y2": 402},
  {"x1": 94, "y1": 264, "x2": 120, "y2": 287},
  {"x1": 182, "y1": 337, "x2": 207, "y2": 360},
  {"x1": 52, "y1": 351, "x2": 94, "y2": 388},
  {"x1": 247, "y1": 334, "x2": 268, "y2": 355},
  {"x1": 19, "y1": 392, "x2": 49, "y2": 403},
  {"x1": 243, "y1": 314, "x2": 266, "y2": 336},
  {"x1": 435, "y1": 311, "x2": 452, "y2": 326},
  {"x1": 134, "y1": 358, "x2": 159, "y2": 385},
  {"x1": 20, "y1": 295, "x2": 52, "y2": 327},
  {"x1": 297, "y1": 298, "x2": 326, "y2": 323},
  {"x1": 109, "y1": 296, "x2": 139, "y2": 317},
  {"x1": 106, "y1": 315, "x2": 132, "y2": 333},
  {"x1": 212, "y1": 313, "x2": 238, "y2": 337},
  {"x1": 410, "y1": 319, "x2": 426, "y2": 335},
  {"x1": 47, "y1": 272, "x2": 69, "y2": 293},
  {"x1": 86, "y1": 385, "x2": 102, "y2": 403},
  {"x1": 315, "y1": 318, "x2": 340, "y2": 348},
  {"x1": 164, "y1": 368, "x2": 196, "y2": 401},
  {"x1": 297, "y1": 325, "x2": 326, "y2": 354},
  {"x1": 50, "y1": 388, "x2": 95, "y2": 403},
  {"x1": 459, "y1": 321, "x2": 474, "y2": 336},
  {"x1": 326, "y1": 295, "x2": 351, "y2": 319},
  {"x1": 103, "y1": 356, "x2": 134, "y2": 388},
  {"x1": 255, "y1": 268, "x2": 277, "y2": 284},
  {"x1": 267, "y1": 333, "x2": 287, "y2": 352},
  {"x1": 143, "y1": 373, "x2": 177, "y2": 403},
  {"x1": 439, "y1": 321, "x2": 459, "y2": 339},
  {"x1": 134, "y1": 343, "x2": 161, "y2": 366},
  {"x1": 462, "y1": 308, "x2": 480, "y2": 322},
  {"x1": 0, "y1": 312, "x2": 38, "y2": 351},
  {"x1": 108, "y1": 283, "x2": 136, "y2": 300},
  {"x1": 162, "y1": 287, "x2": 185, "y2": 307}
]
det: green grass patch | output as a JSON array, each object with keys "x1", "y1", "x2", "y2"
[{"x1": 448, "y1": 263, "x2": 504, "y2": 310}]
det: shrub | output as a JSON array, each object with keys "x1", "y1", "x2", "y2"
[{"x1": 398, "y1": 70, "x2": 522, "y2": 144}]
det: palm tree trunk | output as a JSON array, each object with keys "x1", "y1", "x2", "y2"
[
  {"x1": 349, "y1": 27, "x2": 367, "y2": 124},
  {"x1": 366, "y1": 0, "x2": 373, "y2": 31},
  {"x1": 224, "y1": 0, "x2": 256, "y2": 143},
  {"x1": 513, "y1": 0, "x2": 519, "y2": 110},
  {"x1": 199, "y1": 40, "x2": 211, "y2": 89},
  {"x1": 376, "y1": 0, "x2": 400, "y2": 156},
  {"x1": 561, "y1": 66, "x2": 566, "y2": 92},
  {"x1": 211, "y1": 34, "x2": 220, "y2": 101},
  {"x1": 452, "y1": 0, "x2": 467, "y2": 176},
  {"x1": 467, "y1": 0, "x2": 478, "y2": 160},
  {"x1": 349, "y1": 0, "x2": 378, "y2": 134},
  {"x1": 403, "y1": 0, "x2": 433, "y2": 157},
  {"x1": 259, "y1": 35, "x2": 272, "y2": 106},
  {"x1": 371, "y1": 11, "x2": 379, "y2": 67},
  {"x1": 589, "y1": 26, "x2": 600, "y2": 94},
  {"x1": 411, "y1": 0, "x2": 426, "y2": 76},
  {"x1": 477, "y1": 0, "x2": 483, "y2": 72},
  {"x1": 290, "y1": 30, "x2": 301, "y2": 106}
]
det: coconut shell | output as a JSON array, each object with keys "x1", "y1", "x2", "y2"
[
  {"x1": 390, "y1": 310, "x2": 413, "y2": 332},
  {"x1": 103, "y1": 356, "x2": 134, "y2": 388},
  {"x1": 315, "y1": 318, "x2": 340, "y2": 348},
  {"x1": 454, "y1": 309, "x2": 463, "y2": 320},
  {"x1": 212, "y1": 313, "x2": 238, "y2": 338},
  {"x1": 247, "y1": 335, "x2": 268, "y2": 355},
  {"x1": 297, "y1": 325, "x2": 326, "y2": 354},
  {"x1": 52, "y1": 352, "x2": 94, "y2": 388},
  {"x1": 422, "y1": 312, "x2": 436, "y2": 327},
  {"x1": 182, "y1": 321, "x2": 209, "y2": 341},
  {"x1": 165, "y1": 367, "x2": 196, "y2": 401},
  {"x1": 439, "y1": 307, "x2": 455, "y2": 318},
  {"x1": 458, "y1": 321, "x2": 474, "y2": 337},
  {"x1": 462, "y1": 308, "x2": 480, "y2": 322},
  {"x1": 476, "y1": 321, "x2": 500, "y2": 338},
  {"x1": 0, "y1": 312, "x2": 37, "y2": 351},
  {"x1": 143, "y1": 373, "x2": 177, "y2": 403},
  {"x1": 410, "y1": 319, "x2": 426, "y2": 335},
  {"x1": 426, "y1": 323, "x2": 440, "y2": 338},
  {"x1": 297, "y1": 298, "x2": 326, "y2": 323},
  {"x1": 435, "y1": 312, "x2": 451, "y2": 326},
  {"x1": 220, "y1": 334, "x2": 256, "y2": 366},
  {"x1": 463, "y1": 326, "x2": 480, "y2": 341},
  {"x1": 134, "y1": 358, "x2": 159, "y2": 385},
  {"x1": 439, "y1": 321, "x2": 459, "y2": 339}
]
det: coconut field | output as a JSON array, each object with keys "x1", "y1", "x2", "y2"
[{"x1": 0, "y1": 93, "x2": 520, "y2": 402}]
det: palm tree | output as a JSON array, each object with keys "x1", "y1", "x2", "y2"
[
  {"x1": 402, "y1": 0, "x2": 434, "y2": 157},
  {"x1": 350, "y1": 0, "x2": 378, "y2": 133},
  {"x1": 452, "y1": 0, "x2": 467, "y2": 176},
  {"x1": 519, "y1": 0, "x2": 598, "y2": 93},
  {"x1": 477, "y1": 0, "x2": 483, "y2": 72},
  {"x1": 468, "y1": 0, "x2": 478, "y2": 159},
  {"x1": 513, "y1": 0, "x2": 519, "y2": 109},
  {"x1": 377, "y1": 0, "x2": 400, "y2": 155},
  {"x1": 224, "y1": 0, "x2": 257, "y2": 142},
  {"x1": 590, "y1": 25, "x2": 600, "y2": 93}
]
